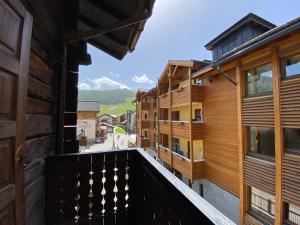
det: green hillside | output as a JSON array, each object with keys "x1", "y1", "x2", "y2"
[
  {"x1": 78, "y1": 89, "x2": 136, "y2": 115},
  {"x1": 78, "y1": 89, "x2": 135, "y2": 105},
  {"x1": 100, "y1": 98, "x2": 136, "y2": 115}
]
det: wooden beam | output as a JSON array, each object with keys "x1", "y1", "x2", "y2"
[
  {"x1": 189, "y1": 68, "x2": 194, "y2": 181},
  {"x1": 169, "y1": 68, "x2": 173, "y2": 168},
  {"x1": 236, "y1": 62, "x2": 247, "y2": 223},
  {"x1": 272, "y1": 47, "x2": 284, "y2": 225}
]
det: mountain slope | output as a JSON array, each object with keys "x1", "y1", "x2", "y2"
[{"x1": 78, "y1": 89, "x2": 136, "y2": 115}]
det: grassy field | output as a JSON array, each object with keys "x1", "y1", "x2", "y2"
[
  {"x1": 100, "y1": 98, "x2": 135, "y2": 115},
  {"x1": 114, "y1": 127, "x2": 126, "y2": 134}
]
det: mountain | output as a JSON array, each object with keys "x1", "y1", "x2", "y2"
[{"x1": 78, "y1": 89, "x2": 136, "y2": 115}]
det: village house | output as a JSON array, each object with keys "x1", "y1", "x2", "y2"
[{"x1": 77, "y1": 101, "x2": 100, "y2": 144}]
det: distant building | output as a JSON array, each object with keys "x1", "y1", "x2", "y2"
[
  {"x1": 98, "y1": 114, "x2": 116, "y2": 126},
  {"x1": 126, "y1": 110, "x2": 136, "y2": 134},
  {"x1": 77, "y1": 101, "x2": 100, "y2": 144}
]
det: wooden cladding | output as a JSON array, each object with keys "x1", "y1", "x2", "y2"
[
  {"x1": 191, "y1": 85, "x2": 204, "y2": 102},
  {"x1": 159, "y1": 94, "x2": 170, "y2": 108},
  {"x1": 141, "y1": 120, "x2": 150, "y2": 128},
  {"x1": 138, "y1": 102, "x2": 150, "y2": 111},
  {"x1": 159, "y1": 120, "x2": 169, "y2": 133},
  {"x1": 244, "y1": 214, "x2": 263, "y2": 225},
  {"x1": 242, "y1": 95, "x2": 274, "y2": 127},
  {"x1": 172, "y1": 152, "x2": 192, "y2": 178},
  {"x1": 280, "y1": 77, "x2": 300, "y2": 128},
  {"x1": 244, "y1": 157, "x2": 275, "y2": 195},
  {"x1": 192, "y1": 161, "x2": 205, "y2": 180},
  {"x1": 192, "y1": 122, "x2": 204, "y2": 139},
  {"x1": 172, "y1": 86, "x2": 189, "y2": 106},
  {"x1": 282, "y1": 155, "x2": 300, "y2": 207},
  {"x1": 137, "y1": 137, "x2": 150, "y2": 148},
  {"x1": 159, "y1": 146, "x2": 171, "y2": 165},
  {"x1": 172, "y1": 122, "x2": 190, "y2": 139}
]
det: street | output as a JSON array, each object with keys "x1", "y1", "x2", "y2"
[{"x1": 81, "y1": 133, "x2": 135, "y2": 152}]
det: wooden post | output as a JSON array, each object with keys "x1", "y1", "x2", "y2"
[
  {"x1": 157, "y1": 84, "x2": 160, "y2": 158},
  {"x1": 169, "y1": 67, "x2": 173, "y2": 168},
  {"x1": 272, "y1": 47, "x2": 283, "y2": 225},
  {"x1": 189, "y1": 68, "x2": 194, "y2": 179},
  {"x1": 236, "y1": 62, "x2": 247, "y2": 223}
]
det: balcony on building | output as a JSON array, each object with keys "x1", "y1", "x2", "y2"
[{"x1": 45, "y1": 149, "x2": 233, "y2": 225}]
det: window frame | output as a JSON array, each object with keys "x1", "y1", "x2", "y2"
[
  {"x1": 244, "y1": 63, "x2": 273, "y2": 97},
  {"x1": 283, "y1": 128, "x2": 300, "y2": 156},
  {"x1": 280, "y1": 53, "x2": 300, "y2": 80}
]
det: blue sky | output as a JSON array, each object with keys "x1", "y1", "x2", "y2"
[{"x1": 79, "y1": 0, "x2": 300, "y2": 91}]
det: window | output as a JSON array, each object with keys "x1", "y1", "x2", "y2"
[
  {"x1": 172, "y1": 138, "x2": 180, "y2": 153},
  {"x1": 246, "y1": 64, "x2": 273, "y2": 96},
  {"x1": 143, "y1": 130, "x2": 148, "y2": 139},
  {"x1": 281, "y1": 54, "x2": 300, "y2": 79},
  {"x1": 250, "y1": 187, "x2": 275, "y2": 223},
  {"x1": 284, "y1": 128, "x2": 300, "y2": 154},
  {"x1": 172, "y1": 111, "x2": 180, "y2": 121},
  {"x1": 194, "y1": 109, "x2": 202, "y2": 121},
  {"x1": 144, "y1": 113, "x2": 148, "y2": 120},
  {"x1": 248, "y1": 127, "x2": 275, "y2": 159},
  {"x1": 285, "y1": 203, "x2": 300, "y2": 225}
]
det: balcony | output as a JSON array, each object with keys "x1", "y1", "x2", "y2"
[
  {"x1": 191, "y1": 85, "x2": 204, "y2": 102},
  {"x1": 45, "y1": 149, "x2": 233, "y2": 225},
  {"x1": 141, "y1": 120, "x2": 150, "y2": 128},
  {"x1": 159, "y1": 120, "x2": 169, "y2": 133},
  {"x1": 158, "y1": 145, "x2": 171, "y2": 165},
  {"x1": 171, "y1": 85, "x2": 190, "y2": 106},
  {"x1": 172, "y1": 121, "x2": 190, "y2": 139},
  {"x1": 159, "y1": 93, "x2": 170, "y2": 108},
  {"x1": 138, "y1": 102, "x2": 150, "y2": 111},
  {"x1": 137, "y1": 136, "x2": 151, "y2": 148},
  {"x1": 192, "y1": 121, "x2": 204, "y2": 139}
]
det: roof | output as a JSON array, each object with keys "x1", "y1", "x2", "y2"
[
  {"x1": 99, "y1": 114, "x2": 114, "y2": 118},
  {"x1": 22, "y1": 0, "x2": 156, "y2": 61},
  {"x1": 214, "y1": 15, "x2": 300, "y2": 66},
  {"x1": 158, "y1": 60, "x2": 211, "y2": 84},
  {"x1": 205, "y1": 13, "x2": 276, "y2": 50},
  {"x1": 77, "y1": 101, "x2": 100, "y2": 112}
]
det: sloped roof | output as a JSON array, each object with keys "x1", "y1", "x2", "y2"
[
  {"x1": 77, "y1": 101, "x2": 100, "y2": 112},
  {"x1": 205, "y1": 13, "x2": 276, "y2": 50}
]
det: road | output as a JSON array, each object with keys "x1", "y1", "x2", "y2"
[{"x1": 81, "y1": 133, "x2": 135, "y2": 152}]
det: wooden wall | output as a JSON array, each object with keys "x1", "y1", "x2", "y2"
[
  {"x1": 24, "y1": 52, "x2": 59, "y2": 225},
  {"x1": 202, "y1": 69, "x2": 239, "y2": 196}
]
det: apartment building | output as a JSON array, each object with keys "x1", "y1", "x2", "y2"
[
  {"x1": 136, "y1": 13, "x2": 300, "y2": 225},
  {"x1": 136, "y1": 88, "x2": 158, "y2": 154}
]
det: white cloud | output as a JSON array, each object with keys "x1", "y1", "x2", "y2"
[
  {"x1": 78, "y1": 82, "x2": 91, "y2": 90},
  {"x1": 88, "y1": 76, "x2": 131, "y2": 90},
  {"x1": 131, "y1": 74, "x2": 154, "y2": 84},
  {"x1": 110, "y1": 72, "x2": 120, "y2": 78}
]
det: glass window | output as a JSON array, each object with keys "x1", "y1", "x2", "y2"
[
  {"x1": 250, "y1": 187, "x2": 275, "y2": 222},
  {"x1": 246, "y1": 64, "x2": 273, "y2": 96},
  {"x1": 172, "y1": 111, "x2": 180, "y2": 121},
  {"x1": 284, "y1": 128, "x2": 300, "y2": 154},
  {"x1": 285, "y1": 203, "x2": 300, "y2": 225},
  {"x1": 281, "y1": 54, "x2": 300, "y2": 78},
  {"x1": 248, "y1": 127, "x2": 275, "y2": 159}
]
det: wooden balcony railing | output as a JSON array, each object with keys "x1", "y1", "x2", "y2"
[
  {"x1": 192, "y1": 121, "x2": 204, "y2": 139},
  {"x1": 159, "y1": 93, "x2": 170, "y2": 108},
  {"x1": 172, "y1": 85, "x2": 190, "y2": 106},
  {"x1": 45, "y1": 149, "x2": 233, "y2": 225},
  {"x1": 172, "y1": 121, "x2": 190, "y2": 139},
  {"x1": 137, "y1": 136, "x2": 150, "y2": 148},
  {"x1": 192, "y1": 85, "x2": 204, "y2": 102},
  {"x1": 158, "y1": 145, "x2": 171, "y2": 165},
  {"x1": 159, "y1": 120, "x2": 169, "y2": 133},
  {"x1": 141, "y1": 120, "x2": 150, "y2": 128}
]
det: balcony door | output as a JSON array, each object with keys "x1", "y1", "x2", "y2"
[{"x1": 0, "y1": 1, "x2": 32, "y2": 225}]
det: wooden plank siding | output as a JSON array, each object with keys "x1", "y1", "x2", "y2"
[
  {"x1": 171, "y1": 86, "x2": 190, "y2": 106},
  {"x1": 242, "y1": 95, "x2": 274, "y2": 127},
  {"x1": 191, "y1": 85, "x2": 204, "y2": 102},
  {"x1": 159, "y1": 120, "x2": 169, "y2": 133},
  {"x1": 172, "y1": 152, "x2": 192, "y2": 178},
  {"x1": 159, "y1": 93, "x2": 170, "y2": 108},
  {"x1": 192, "y1": 122, "x2": 204, "y2": 139},
  {"x1": 280, "y1": 77, "x2": 300, "y2": 128},
  {"x1": 171, "y1": 121, "x2": 190, "y2": 139},
  {"x1": 24, "y1": 52, "x2": 58, "y2": 225},
  {"x1": 244, "y1": 157, "x2": 276, "y2": 195},
  {"x1": 202, "y1": 69, "x2": 239, "y2": 196},
  {"x1": 159, "y1": 146, "x2": 171, "y2": 165},
  {"x1": 282, "y1": 155, "x2": 300, "y2": 207}
]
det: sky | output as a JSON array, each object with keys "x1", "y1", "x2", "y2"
[{"x1": 79, "y1": 0, "x2": 300, "y2": 91}]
